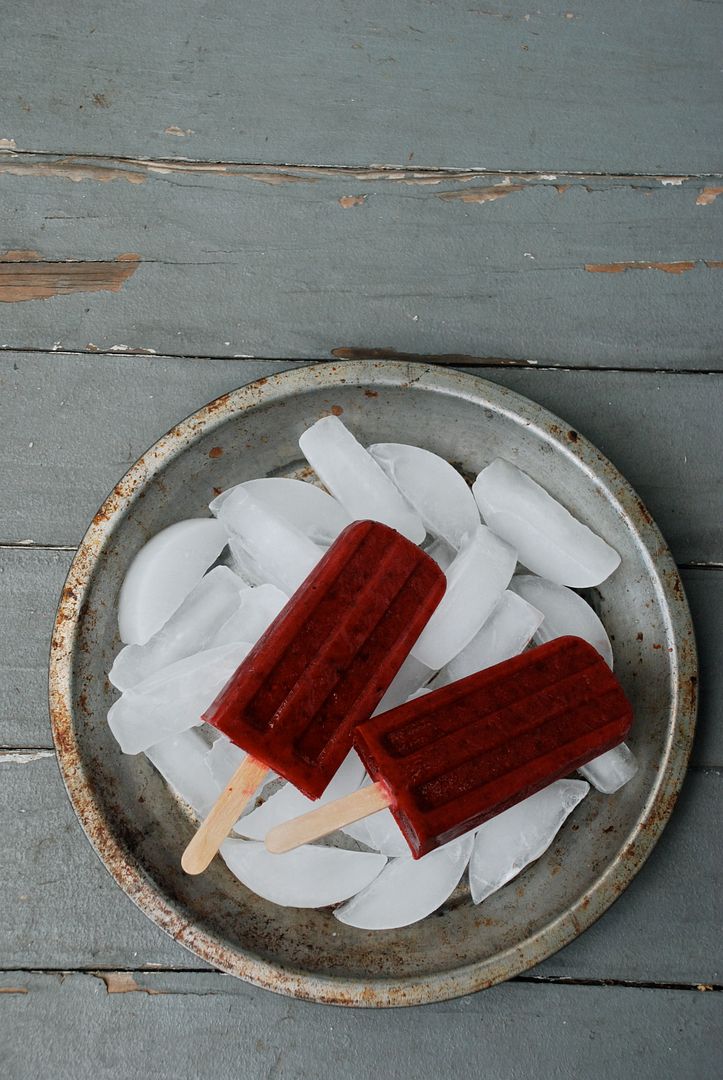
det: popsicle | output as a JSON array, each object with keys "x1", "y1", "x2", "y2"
[
  {"x1": 181, "y1": 519, "x2": 446, "y2": 874},
  {"x1": 265, "y1": 636, "x2": 633, "y2": 859}
]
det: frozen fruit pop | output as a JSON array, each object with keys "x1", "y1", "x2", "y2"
[
  {"x1": 265, "y1": 636, "x2": 632, "y2": 858},
  {"x1": 182, "y1": 520, "x2": 445, "y2": 874}
]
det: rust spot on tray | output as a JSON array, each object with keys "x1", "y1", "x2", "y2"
[
  {"x1": 704, "y1": 260, "x2": 723, "y2": 269},
  {"x1": 330, "y1": 404, "x2": 344, "y2": 416},
  {"x1": 0, "y1": 252, "x2": 140, "y2": 302},
  {"x1": 208, "y1": 447, "x2": 224, "y2": 458},
  {"x1": 437, "y1": 184, "x2": 524, "y2": 204},
  {"x1": 567, "y1": 429, "x2": 579, "y2": 443},
  {"x1": 584, "y1": 261, "x2": 696, "y2": 275},
  {"x1": 364, "y1": 389, "x2": 379, "y2": 398}
]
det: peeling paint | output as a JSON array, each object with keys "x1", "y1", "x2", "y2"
[
  {"x1": 0, "y1": 987, "x2": 28, "y2": 994},
  {"x1": 243, "y1": 171, "x2": 314, "y2": 186},
  {"x1": 338, "y1": 194, "x2": 366, "y2": 208},
  {"x1": 96, "y1": 972, "x2": 163, "y2": 996},
  {"x1": 0, "y1": 138, "x2": 17, "y2": 150},
  {"x1": 1, "y1": 249, "x2": 41, "y2": 261},
  {"x1": 0, "y1": 157, "x2": 146, "y2": 184},
  {"x1": 164, "y1": 126, "x2": 194, "y2": 137},
  {"x1": 437, "y1": 184, "x2": 524, "y2": 204},
  {"x1": 0, "y1": 252, "x2": 140, "y2": 302},
  {"x1": 584, "y1": 261, "x2": 697, "y2": 275},
  {"x1": 660, "y1": 177, "x2": 688, "y2": 186},
  {"x1": 696, "y1": 187, "x2": 723, "y2": 206},
  {"x1": 0, "y1": 749, "x2": 55, "y2": 764}
]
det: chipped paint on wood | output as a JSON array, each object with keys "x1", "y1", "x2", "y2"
[
  {"x1": 338, "y1": 194, "x2": 366, "y2": 208},
  {"x1": 2, "y1": 249, "x2": 41, "y2": 261},
  {"x1": 0, "y1": 157, "x2": 146, "y2": 184},
  {"x1": 0, "y1": 138, "x2": 17, "y2": 150},
  {"x1": 696, "y1": 187, "x2": 723, "y2": 206},
  {"x1": 0, "y1": 749, "x2": 56, "y2": 764},
  {"x1": 96, "y1": 972, "x2": 163, "y2": 996},
  {"x1": 0, "y1": 987, "x2": 28, "y2": 994},
  {"x1": 584, "y1": 261, "x2": 698, "y2": 275},
  {"x1": 437, "y1": 184, "x2": 524, "y2": 204},
  {"x1": 0, "y1": 253, "x2": 140, "y2": 302}
]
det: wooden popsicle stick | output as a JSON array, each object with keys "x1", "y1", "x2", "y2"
[
  {"x1": 265, "y1": 781, "x2": 391, "y2": 854},
  {"x1": 182, "y1": 755, "x2": 269, "y2": 875}
]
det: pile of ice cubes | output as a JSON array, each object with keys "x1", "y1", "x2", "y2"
[{"x1": 107, "y1": 414, "x2": 637, "y2": 928}]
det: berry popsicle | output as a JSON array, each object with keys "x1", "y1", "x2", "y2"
[
  {"x1": 265, "y1": 637, "x2": 633, "y2": 858},
  {"x1": 182, "y1": 520, "x2": 445, "y2": 874}
]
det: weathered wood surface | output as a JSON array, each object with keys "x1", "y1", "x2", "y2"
[
  {"x1": 1, "y1": 2, "x2": 722, "y2": 174},
  {"x1": 2, "y1": 550, "x2": 720, "y2": 764},
  {"x1": 1, "y1": 757, "x2": 719, "y2": 984},
  {"x1": 1, "y1": 162, "x2": 721, "y2": 366},
  {"x1": 1, "y1": 355, "x2": 720, "y2": 560},
  {"x1": 2, "y1": 973, "x2": 720, "y2": 1080}
]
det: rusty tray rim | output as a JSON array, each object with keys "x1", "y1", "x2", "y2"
[{"x1": 48, "y1": 360, "x2": 698, "y2": 1007}]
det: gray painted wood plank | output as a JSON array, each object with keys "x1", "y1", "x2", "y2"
[
  {"x1": 2, "y1": 547, "x2": 720, "y2": 764},
  {"x1": 1, "y1": 355, "x2": 721, "y2": 563},
  {"x1": 1, "y1": 2, "x2": 722, "y2": 173},
  {"x1": 1, "y1": 756, "x2": 720, "y2": 985},
  {"x1": 1, "y1": 162, "x2": 722, "y2": 366},
  {"x1": 1, "y1": 975, "x2": 721, "y2": 1080}
]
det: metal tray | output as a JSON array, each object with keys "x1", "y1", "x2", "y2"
[{"x1": 49, "y1": 361, "x2": 697, "y2": 1007}]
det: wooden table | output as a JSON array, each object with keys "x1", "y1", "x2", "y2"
[{"x1": 1, "y1": 3, "x2": 721, "y2": 1076}]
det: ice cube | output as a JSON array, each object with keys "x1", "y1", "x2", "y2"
[
  {"x1": 473, "y1": 459, "x2": 620, "y2": 587},
  {"x1": 411, "y1": 525, "x2": 517, "y2": 670},
  {"x1": 221, "y1": 839, "x2": 386, "y2": 908},
  {"x1": 205, "y1": 734, "x2": 246, "y2": 787},
  {"x1": 118, "y1": 518, "x2": 228, "y2": 644},
  {"x1": 334, "y1": 832, "x2": 474, "y2": 929},
  {"x1": 511, "y1": 574, "x2": 614, "y2": 668},
  {"x1": 299, "y1": 416, "x2": 425, "y2": 543},
  {"x1": 373, "y1": 654, "x2": 434, "y2": 716},
  {"x1": 368, "y1": 443, "x2": 479, "y2": 548},
  {"x1": 145, "y1": 728, "x2": 220, "y2": 817},
  {"x1": 424, "y1": 537, "x2": 456, "y2": 572},
  {"x1": 110, "y1": 566, "x2": 244, "y2": 691},
  {"x1": 107, "y1": 641, "x2": 252, "y2": 755},
  {"x1": 469, "y1": 779, "x2": 589, "y2": 904},
  {"x1": 209, "y1": 583, "x2": 288, "y2": 648},
  {"x1": 237, "y1": 750, "x2": 365, "y2": 839},
  {"x1": 340, "y1": 780, "x2": 409, "y2": 856},
  {"x1": 431, "y1": 590, "x2": 543, "y2": 688},
  {"x1": 211, "y1": 477, "x2": 351, "y2": 546},
  {"x1": 217, "y1": 488, "x2": 324, "y2": 594},
  {"x1": 578, "y1": 743, "x2": 638, "y2": 793}
]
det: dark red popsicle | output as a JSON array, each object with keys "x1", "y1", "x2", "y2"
[
  {"x1": 354, "y1": 636, "x2": 633, "y2": 857},
  {"x1": 203, "y1": 519, "x2": 446, "y2": 799}
]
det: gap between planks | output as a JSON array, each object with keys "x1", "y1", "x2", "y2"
[
  {"x1": 1, "y1": 345, "x2": 721, "y2": 376},
  {"x1": 2, "y1": 146, "x2": 722, "y2": 183},
  {"x1": 0, "y1": 966, "x2": 719, "y2": 994}
]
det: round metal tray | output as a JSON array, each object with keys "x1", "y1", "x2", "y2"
[{"x1": 49, "y1": 361, "x2": 697, "y2": 1007}]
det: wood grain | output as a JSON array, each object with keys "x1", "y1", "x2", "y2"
[
  {"x1": 0, "y1": 161, "x2": 721, "y2": 366},
  {"x1": 1, "y1": 1, "x2": 721, "y2": 172}
]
